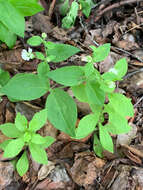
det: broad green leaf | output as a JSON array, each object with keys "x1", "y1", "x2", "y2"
[
  {"x1": 0, "y1": 22, "x2": 17, "y2": 48},
  {"x1": 1, "y1": 73, "x2": 49, "y2": 101},
  {"x1": 105, "y1": 122, "x2": 131, "y2": 134},
  {"x1": 16, "y1": 151, "x2": 29, "y2": 176},
  {"x1": 93, "y1": 134, "x2": 103, "y2": 158},
  {"x1": 107, "y1": 93, "x2": 134, "y2": 117},
  {"x1": 102, "y1": 58, "x2": 128, "y2": 81},
  {"x1": 62, "y1": 1, "x2": 79, "y2": 29},
  {"x1": 0, "y1": 123, "x2": 22, "y2": 138},
  {"x1": 75, "y1": 112, "x2": 100, "y2": 139},
  {"x1": 41, "y1": 136, "x2": 55, "y2": 148},
  {"x1": 46, "y1": 42, "x2": 80, "y2": 62},
  {"x1": 37, "y1": 62, "x2": 50, "y2": 85},
  {"x1": 85, "y1": 80, "x2": 105, "y2": 106},
  {"x1": 29, "y1": 143, "x2": 48, "y2": 164},
  {"x1": 46, "y1": 88, "x2": 77, "y2": 137},
  {"x1": 0, "y1": 0, "x2": 25, "y2": 37},
  {"x1": 27, "y1": 36, "x2": 43, "y2": 46},
  {"x1": 15, "y1": 113, "x2": 28, "y2": 132},
  {"x1": 47, "y1": 66, "x2": 85, "y2": 86},
  {"x1": 71, "y1": 83, "x2": 88, "y2": 102},
  {"x1": 59, "y1": 0, "x2": 69, "y2": 16},
  {"x1": 0, "y1": 68, "x2": 10, "y2": 86},
  {"x1": 90, "y1": 43, "x2": 111, "y2": 62},
  {"x1": 31, "y1": 134, "x2": 47, "y2": 144},
  {"x1": 83, "y1": 62, "x2": 95, "y2": 78},
  {"x1": 9, "y1": 0, "x2": 44, "y2": 16},
  {"x1": 4, "y1": 138, "x2": 24, "y2": 158},
  {"x1": 29, "y1": 109, "x2": 47, "y2": 132},
  {"x1": 0, "y1": 139, "x2": 12, "y2": 150},
  {"x1": 99, "y1": 123, "x2": 113, "y2": 153}
]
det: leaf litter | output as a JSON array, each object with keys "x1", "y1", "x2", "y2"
[{"x1": 0, "y1": 0, "x2": 143, "y2": 190}]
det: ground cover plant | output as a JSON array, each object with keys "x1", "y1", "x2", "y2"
[
  {"x1": 0, "y1": 0, "x2": 43, "y2": 48},
  {"x1": 0, "y1": 109, "x2": 55, "y2": 176},
  {"x1": 0, "y1": 33, "x2": 134, "y2": 176},
  {"x1": 60, "y1": 0, "x2": 95, "y2": 28}
]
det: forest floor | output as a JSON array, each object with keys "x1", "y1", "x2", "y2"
[{"x1": 0, "y1": 0, "x2": 143, "y2": 190}]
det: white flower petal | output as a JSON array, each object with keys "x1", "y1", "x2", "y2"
[{"x1": 28, "y1": 48, "x2": 32, "y2": 53}]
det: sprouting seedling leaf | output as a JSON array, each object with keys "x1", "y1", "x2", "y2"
[
  {"x1": 90, "y1": 43, "x2": 111, "y2": 62},
  {"x1": 62, "y1": 1, "x2": 79, "y2": 29},
  {"x1": 59, "y1": 0, "x2": 69, "y2": 16},
  {"x1": 79, "y1": 0, "x2": 94, "y2": 18},
  {"x1": 46, "y1": 42, "x2": 80, "y2": 62},
  {"x1": 99, "y1": 123, "x2": 114, "y2": 153},
  {"x1": 29, "y1": 143, "x2": 48, "y2": 164},
  {"x1": 3, "y1": 138, "x2": 25, "y2": 158},
  {"x1": 0, "y1": 123, "x2": 22, "y2": 138},
  {"x1": 27, "y1": 36, "x2": 43, "y2": 46},
  {"x1": 47, "y1": 66, "x2": 85, "y2": 86},
  {"x1": 16, "y1": 151, "x2": 29, "y2": 176},
  {"x1": 29, "y1": 109, "x2": 47, "y2": 132},
  {"x1": 15, "y1": 112, "x2": 28, "y2": 132}
]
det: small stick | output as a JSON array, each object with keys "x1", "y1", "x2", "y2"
[{"x1": 95, "y1": 0, "x2": 143, "y2": 22}]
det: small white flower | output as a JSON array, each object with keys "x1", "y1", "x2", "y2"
[
  {"x1": 108, "y1": 68, "x2": 118, "y2": 75},
  {"x1": 21, "y1": 48, "x2": 34, "y2": 61}
]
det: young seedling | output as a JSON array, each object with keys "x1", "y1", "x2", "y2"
[
  {"x1": 0, "y1": 109, "x2": 55, "y2": 176},
  {"x1": 0, "y1": 33, "x2": 134, "y2": 157}
]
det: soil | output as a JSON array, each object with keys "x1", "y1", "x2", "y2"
[{"x1": 0, "y1": 0, "x2": 143, "y2": 190}]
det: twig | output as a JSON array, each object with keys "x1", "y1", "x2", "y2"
[
  {"x1": 95, "y1": 0, "x2": 143, "y2": 22},
  {"x1": 134, "y1": 96, "x2": 143, "y2": 108},
  {"x1": 48, "y1": 0, "x2": 56, "y2": 19}
]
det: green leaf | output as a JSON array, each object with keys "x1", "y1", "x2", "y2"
[
  {"x1": 47, "y1": 66, "x2": 85, "y2": 86},
  {"x1": 99, "y1": 123, "x2": 114, "y2": 153},
  {"x1": 15, "y1": 113, "x2": 28, "y2": 132},
  {"x1": 1, "y1": 73, "x2": 49, "y2": 101},
  {"x1": 83, "y1": 62, "x2": 95, "y2": 78},
  {"x1": 0, "y1": 139, "x2": 12, "y2": 150},
  {"x1": 46, "y1": 88, "x2": 77, "y2": 137},
  {"x1": 29, "y1": 109, "x2": 47, "y2": 132},
  {"x1": 31, "y1": 134, "x2": 47, "y2": 144},
  {"x1": 0, "y1": 68, "x2": 10, "y2": 86},
  {"x1": 29, "y1": 143, "x2": 48, "y2": 164},
  {"x1": 85, "y1": 80, "x2": 105, "y2": 106},
  {"x1": 0, "y1": 123, "x2": 22, "y2": 138},
  {"x1": 37, "y1": 62, "x2": 50, "y2": 85},
  {"x1": 71, "y1": 83, "x2": 88, "y2": 102},
  {"x1": 27, "y1": 36, "x2": 43, "y2": 46},
  {"x1": 4, "y1": 138, "x2": 24, "y2": 158},
  {"x1": 80, "y1": 0, "x2": 93, "y2": 18},
  {"x1": 41, "y1": 136, "x2": 55, "y2": 148},
  {"x1": 9, "y1": 0, "x2": 44, "y2": 16},
  {"x1": 0, "y1": 22, "x2": 17, "y2": 48},
  {"x1": 0, "y1": 0, "x2": 25, "y2": 37},
  {"x1": 104, "y1": 93, "x2": 134, "y2": 135},
  {"x1": 46, "y1": 42, "x2": 80, "y2": 62},
  {"x1": 62, "y1": 1, "x2": 79, "y2": 29},
  {"x1": 59, "y1": 0, "x2": 69, "y2": 16},
  {"x1": 90, "y1": 43, "x2": 111, "y2": 62},
  {"x1": 16, "y1": 151, "x2": 29, "y2": 176},
  {"x1": 35, "y1": 52, "x2": 45, "y2": 60},
  {"x1": 75, "y1": 112, "x2": 100, "y2": 139},
  {"x1": 93, "y1": 134, "x2": 103, "y2": 158},
  {"x1": 102, "y1": 58, "x2": 128, "y2": 81},
  {"x1": 108, "y1": 93, "x2": 134, "y2": 117}
]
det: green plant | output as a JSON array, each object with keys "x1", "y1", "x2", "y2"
[
  {"x1": 0, "y1": 33, "x2": 134, "y2": 158},
  {"x1": 60, "y1": 0, "x2": 95, "y2": 29},
  {"x1": 0, "y1": 0, "x2": 43, "y2": 48},
  {"x1": 0, "y1": 109, "x2": 55, "y2": 176}
]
